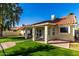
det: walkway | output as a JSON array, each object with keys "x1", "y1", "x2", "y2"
[
  {"x1": 0, "y1": 42, "x2": 16, "y2": 50},
  {"x1": 0, "y1": 40, "x2": 26, "y2": 50}
]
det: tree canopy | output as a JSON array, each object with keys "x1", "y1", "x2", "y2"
[{"x1": 0, "y1": 3, "x2": 23, "y2": 30}]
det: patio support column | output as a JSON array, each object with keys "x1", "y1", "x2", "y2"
[
  {"x1": 73, "y1": 28, "x2": 75, "y2": 36},
  {"x1": 68, "y1": 26, "x2": 70, "y2": 34},
  {"x1": 25, "y1": 29, "x2": 27, "y2": 39},
  {"x1": 32, "y1": 27, "x2": 36, "y2": 41},
  {"x1": 44, "y1": 26, "x2": 48, "y2": 44}
]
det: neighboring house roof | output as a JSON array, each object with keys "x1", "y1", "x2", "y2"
[
  {"x1": 16, "y1": 26, "x2": 25, "y2": 30},
  {"x1": 32, "y1": 14, "x2": 77, "y2": 25},
  {"x1": 11, "y1": 26, "x2": 25, "y2": 31}
]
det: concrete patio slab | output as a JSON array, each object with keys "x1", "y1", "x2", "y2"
[
  {"x1": 48, "y1": 40, "x2": 70, "y2": 48},
  {"x1": 37, "y1": 40, "x2": 70, "y2": 48}
]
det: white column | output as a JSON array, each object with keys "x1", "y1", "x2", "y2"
[
  {"x1": 32, "y1": 27, "x2": 35, "y2": 41},
  {"x1": 73, "y1": 28, "x2": 75, "y2": 36},
  {"x1": 44, "y1": 26, "x2": 48, "y2": 44},
  {"x1": 68, "y1": 26, "x2": 70, "y2": 34},
  {"x1": 25, "y1": 29, "x2": 27, "y2": 39}
]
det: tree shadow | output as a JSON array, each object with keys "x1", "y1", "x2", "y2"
[
  {"x1": 8, "y1": 37, "x2": 25, "y2": 40},
  {"x1": 6, "y1": 44, "x2": 57, "y2": 56}
]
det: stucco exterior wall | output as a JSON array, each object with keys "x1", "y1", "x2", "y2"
[
  {"x1": 25, "y1": 24, "x2": 75, "y2": 41},
  {"x1": 48, "y1": 25, "x2": 75, "y2": 41},
  {"x1": 48, "y1": 26, "x2": 57, "y2": 40},
  {"x1": 56, "y1": 25, "x2": 75, "y2": 41}
]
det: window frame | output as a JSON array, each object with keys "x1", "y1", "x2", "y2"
[
  {"x1": 52, "y1": 28, "x2": 55, "y2": 35},
  {"x1": 59, "y1": 26, "x2": 70, "y2": 34},
  {"x1": 60, "y1": 27, "x2": 68, "y2": 33}
]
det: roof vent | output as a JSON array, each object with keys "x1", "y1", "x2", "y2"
[{"x1": 51, "y1": 15, "x2": 55, "y2": 20}]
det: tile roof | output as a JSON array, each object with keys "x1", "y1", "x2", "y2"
[
  {"x1": 16, "y1": 26, "x2": 25, "y2": 30},
  {"x1": 55, "y1": 15, "x2": 77, "y2": 25},
  {"x1": 32, "y1": 20, "x2": 54, "y2": 25},
  {"x1": 32, "y1": 14, "x2": 77, "y2": 25},
  {"x1": 11, "y1": 26, "x2": 25, "y2": 30}
]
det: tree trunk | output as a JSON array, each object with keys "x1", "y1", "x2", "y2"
[{"x1": 0, "y1": 24, "x2": 3, "y2": 37}]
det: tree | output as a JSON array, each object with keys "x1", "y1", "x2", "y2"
[
  {"x1": 0, "y1": 3, "x2": 23, "y2": 37},
  {"x1": 0, "y1": 3, "x2": 23, "y2": 56}
]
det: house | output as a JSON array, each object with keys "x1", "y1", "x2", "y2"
[
  {"x1": 10, "y1": 26, "x2": 25, "y2": 36},
  {"x1": 24, "y1": 13, "x2": 77, "y2": 43}
]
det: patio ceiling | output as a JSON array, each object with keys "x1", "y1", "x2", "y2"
[{"x1": 25, "y1": 22, "x2": 56, "y2": 28}]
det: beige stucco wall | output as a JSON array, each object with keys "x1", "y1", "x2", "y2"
[
  {"x1": 25, "y1": 24, "x2": 75, "y2": 41},
  {"x1": 48, "y1": 26, "x2": 56, "y2": 40},
  {"x1": 48, "y1": 25, "x2": 75, "y2": 41},
  {"x1": 55, "y1": 25, "x2": 75, "y2": 41}
]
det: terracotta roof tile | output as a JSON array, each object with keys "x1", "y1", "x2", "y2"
[
  {"x1": 32, "y1": 15, "x2": 77, "y2": 25},
  {"x1": 16, "y1": 26, "x2": 25, "y2": 30},
  {"x1": 55, "y1": 15, "x2": 77, "y2": 25}
]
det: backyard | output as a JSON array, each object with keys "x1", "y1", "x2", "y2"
[{"x1": 0, "y1": 37, "x2": 79, "y2": 56}]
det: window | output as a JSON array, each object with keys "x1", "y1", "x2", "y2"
[
  {"x1": 52, "y1": 28, "x2": 55, "y2": 35},
  {"x1": 36, "y1": 29, "x2": 42, "y2": 37},
  {"x1": 60, "y1": 27, "x2": 68, "y2": 33}
]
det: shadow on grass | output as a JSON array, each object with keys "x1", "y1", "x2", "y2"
[
  {"x1": 1, "y1": 41, "x2": 79, "y2": 56},
  {"x1": 8, "y1": 37, "x2": 25, "y2": 40},
  {"x1": 0, "y1": 36, "x2": 25, "y2": 40},
  {"x1": 6, "y1": 44, "x2": 57, "y2": 56}
]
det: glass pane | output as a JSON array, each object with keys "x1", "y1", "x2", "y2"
[
  {"x1": 60, "y1": 27, "x2": 68, "y2": 33},
  {"x1": 52, "y1": 28, "x2": 55, "y2": 35},
  {"x1": 52, "y1": 32, "x2": 55, "y2": 35}
]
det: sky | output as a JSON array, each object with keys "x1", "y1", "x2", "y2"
[{"x1": 18, "y1": 3, "x2": 79, "y2": 26}]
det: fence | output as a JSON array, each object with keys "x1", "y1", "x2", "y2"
[{"x1": 3, "y1": 31, "x2": 21, "y2": 37}]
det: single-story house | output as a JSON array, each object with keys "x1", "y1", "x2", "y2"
[
  {"x1": 24, "y1": 13, "x2": 77, "y2": 43},
  {"x1": 10, "y1": 26, "x2": 25, "y2": 36}
]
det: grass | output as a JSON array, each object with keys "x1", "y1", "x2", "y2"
[
  {"x1": 0, "y1": 39, "x2": 79, "y2": 56},
  {"x1": 0, "y1": 36, "x2": 26, "y2": 43}
]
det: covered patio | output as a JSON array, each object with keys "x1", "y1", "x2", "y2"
[
  {"x1": 24, "y1": 23, "x2": 74, "y2": 48},
  {"x1": 31, "y1": 22, "x2": 57, "y2": 44},
  {"x1": 25, "y1": 20, "x2": 75, "y2": 44},
  {"x1": 24, "y1": 21, "x2": 57, "y2": 44}
]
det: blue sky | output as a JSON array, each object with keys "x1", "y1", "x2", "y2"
[{"x1": 18, "y1": 3, "x2": 79, "y2": 26}]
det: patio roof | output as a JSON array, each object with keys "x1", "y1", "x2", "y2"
[
  {"x1": 32, "y1": 20, "x2": 54, "y2": 25},
  {"x1": 25, "y1": 25, "x2": 32, "y2": 27}
]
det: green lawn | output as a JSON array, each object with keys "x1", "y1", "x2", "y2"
[
  {"x1": 0, "y1": 36, "x2": 26, "y2": 43},
  {"x1": 0, "y1": 38, "x2": 79, "y2": 56}
]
